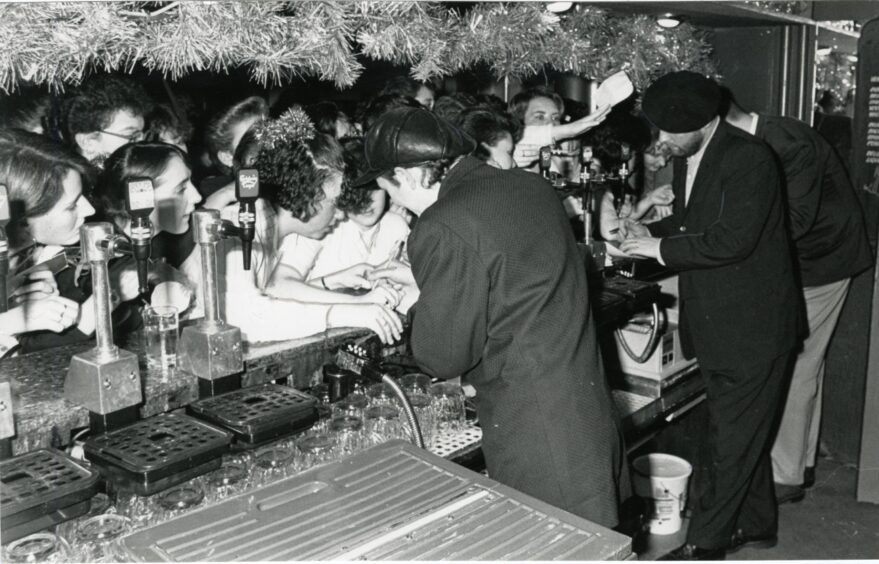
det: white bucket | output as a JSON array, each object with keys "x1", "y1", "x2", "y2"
[{"x1": 632, "y1": 453, "x2": 692, "y2": 535}]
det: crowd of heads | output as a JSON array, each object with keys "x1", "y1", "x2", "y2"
[{"x1": 1, "y1": 70, "x2": 669, "y2": 257}]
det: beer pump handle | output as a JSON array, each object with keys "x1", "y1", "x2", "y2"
[
  {"x1": 125, "y1": 178, "x2": 155, "y2": 295},
  {"x1": 235, "y1": 169, "x2": 259, "y2": 271},
  {"x1": 538, "y1": 146, "x2": 552, "y2": 179},
  {"x1": 0, "y1": 185, "x2": 10, "y2": 313}
]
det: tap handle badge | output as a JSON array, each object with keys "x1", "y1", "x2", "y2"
[
  {"x1": 236, "y1": 169, "x2": 260, "y2": 201},
  {"x1": 125, "y1": 178, "x2": 155, "y2": 216}
]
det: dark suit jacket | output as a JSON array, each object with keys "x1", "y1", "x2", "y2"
[
  {"x1": 648, "y1": 121, "x2": 802, "y2": 370},
  {"x1": 408, "y1": 156, "x2": 627, "y2": 527},
  {"x1": 755, "y1": 114, "x2": 873, "y2": 287}
]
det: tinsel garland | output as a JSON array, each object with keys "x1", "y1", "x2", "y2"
[{"x1": 0, "y1": 1, "x2": 717, "y2": 94}]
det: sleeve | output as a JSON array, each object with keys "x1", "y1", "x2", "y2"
[
  {"x1": 772, "y1": 137, "x2": 821, "y2": 241},
  {"x1": 659, "y1": 146, "x2": 780, "y2": 270},
  {"x1": 278, "y1": 234, "x2": 322, "y2": 279},
  {"x1": 408, "y1": 219, "x2": 489, "y2": 380},
  {"x1": 646, "y1": 213, "x2": 680, "y2": 238}
]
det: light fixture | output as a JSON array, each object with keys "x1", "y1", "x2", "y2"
[
  {"x1": 546, "y1": 2, "x2": 573, "y2": 13},
  {"x1": 656, "y1": 14, "x2": 681, "y2": 29}
]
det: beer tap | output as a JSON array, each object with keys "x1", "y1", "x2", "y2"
[
  {"x1": 125, "y1": 178, "x2": 155, "y2": 295},
  {"x1": 576, "y1": 147, "x2": 607, "y2": 272},
  {"x1": 65, "y1": 223, "x2": 142, "y2": 435},
  {"x1": 235, "y1": 169, "x2": 259, "y2": 271},
  {"x1": 0, "y1": 185, "x2": 14, "y2": 457},
  {"x1": 178, "y1": 209, "x2": 245, "y2": 397},
  {"x1": 538, "y1": 146, "x2": 552, "y2": 180}
]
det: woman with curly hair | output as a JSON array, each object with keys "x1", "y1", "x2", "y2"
[
  {"x1": 269, "y1": 138, "x2": 416, "y2": 313},
  {"x1": 182, "y1": 109, "x2": 403, "y2": 344}
]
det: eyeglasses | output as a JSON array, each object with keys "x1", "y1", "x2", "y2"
[{"x1": 99, "y1": 129, "x2": 145, "y2": 143}]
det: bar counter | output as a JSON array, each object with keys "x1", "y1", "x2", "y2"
[{"x1": 1, "y1": 327, "x2": 371, "y2": 455}]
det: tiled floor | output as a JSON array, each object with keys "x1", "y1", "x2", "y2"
[{"x1": 636, "y1": 458, "x2": 879, "y2": 560}]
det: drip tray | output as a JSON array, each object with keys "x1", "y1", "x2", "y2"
[
  {"x1": 119, "y1": 440, "x2": 631, "y2": 561},
  {"x1": 84, "y1": 413, "x2": 232, "y2": 496},
  {"x1": 0, "y1": 449, "x2": 100, "y2": 543},
  {"x1": 188, "y1": 384, "x2": 318, "y2": 448}
]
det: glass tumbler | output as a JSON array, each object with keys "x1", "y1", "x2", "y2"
[
  {"x1": 332, "y1": 392, "x2": 368, "y2": 419},
  {"x1": 72, "y1": 513, "x2": 133, "y2": 562},
  {"x1": 328, "y1": 415, "x2": 365, "y2": 456},
  {"x1": 205, "y1": 457, "x2": 250, "y2": 504},
  {"x1": 366, "y1": 382, "x2": 397, "y2": 408},
  {"x1": 253, "y1": 446, "x2": 295, "y2": 486},
  {"x1": 142, "y1": 305, "x2": 179, "y2": 371},
  {"x1": 430, "y1": 382, "x2": 466, "y2": 433},
  {"x1": 296, "y1": 433, "x2": 338, "y2": 471},
  {"x1": 363, "y1": 405, "x2": 403, "y2": 446},
  {"x1": 406, "y1": 391, "x2": 434, "y2": 447},
  {"x1": 155, "y1": 479, "x2": 206, "y2": 522},
  {"x1": 3, "y1": 533, "x2": 72, "y2": 563}
]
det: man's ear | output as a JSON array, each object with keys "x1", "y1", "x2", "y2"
[
  {"x1": 74, "y1": 132, "x2": 100, "y2": 158},
  {"x1": 217, "y1": 150, "x2": 234, "y2": 168},
  {"x1": 393, "y1": 166, "x2": 414, "y2": 188}
]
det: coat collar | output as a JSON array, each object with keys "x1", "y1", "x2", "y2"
[{"x1": 437, "y1": 156, "x2": 483, "y2": 200}]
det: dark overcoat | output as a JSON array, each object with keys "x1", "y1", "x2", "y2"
[{"x1": 408, "y1": 156, "x2": 628, "y2": 528}]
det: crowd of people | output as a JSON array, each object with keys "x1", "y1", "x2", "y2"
[{"x1": 1, "y1": 68, "x2": 872, "y2": 560}]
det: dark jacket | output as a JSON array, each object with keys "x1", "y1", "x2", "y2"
[
  {"x1": 755, "y1": 114, "x2": 873, "y2": 287},
  {"x1": 408, "y1": 156, "x2": 628, "y2": 528},
  {"x1": 648, "y1": 122, "x2": 802, "y2": 370}
]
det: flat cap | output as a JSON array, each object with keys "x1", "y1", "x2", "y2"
[
  {"x1": 642, "y1": 71, "x2": 721, "y2": 133},
  {"x1": 353, "y1": 107, "x2": 476, "y2": 186}
]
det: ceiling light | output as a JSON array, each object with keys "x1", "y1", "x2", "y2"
[
  {"x1": 656, "y1": 14, "x2": 681, "y2": 29},
  {"x1": 546, "y1": 2, "x2": 573, "y2": 13}
]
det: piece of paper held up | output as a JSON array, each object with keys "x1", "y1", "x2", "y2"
[{"x1": 594, "y1": 71, "x2": 634, "y2": 109}]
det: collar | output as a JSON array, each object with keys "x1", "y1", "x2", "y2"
[
  {"x1": 688, "y1": 117, "x2": 720, "y2": 165},
  {"x1": 438, "y1": 156, "x2": 482, "y2": 199},
  {"x1": 747, "y1": 112, "x2": 759, "y2": 135}
]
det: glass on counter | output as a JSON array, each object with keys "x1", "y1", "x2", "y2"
[
  {"x1": 328, "y1": 415, "x2": 365, "y2": 456},
  {"x1": 205, "y1": 455, "x2": 251, "y2": 504},
  {"x1": 430, "y1": 382, "x2": 467, "y2": 433},
  {"x1": 141, "y1": 305, "x2": 179, "y2": 371},
  {"x1": 155, "y1": 479, "x2": 206, "y2": 522},
  {"x1": 70, "y1": 513, "x2": 132, "y2": 563},
  {"x1": 331, "y1": 392, "x2": 368, "y2": 420},
  {"x1": 252, "y1": 445, "x2": 295, "y2": 486},
  {"x1": 365, "y1": 382, "x2": 397, "y2": 408},
  {"x1": 296, "y1": 433, "x2": 338, "y2": 471},
  {"x1": 3, "y1": 532, "x2": 72, "y2": 563},
  {"x1": 363, "y1": 405, "x2": 404, "y2": 446}
]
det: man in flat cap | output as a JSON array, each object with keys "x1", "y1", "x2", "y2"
[
  {"x1": 621, "y1": 71, "x2": 802, "y2": 559},
  {"x1": 359, "y1": 107, "x2": 629, "y2": 528}
]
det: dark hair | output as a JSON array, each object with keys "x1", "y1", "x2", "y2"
[
  {"x1": 204, "y1": 96, "x2": 268, "y2": 173},
  {"x1": 508, "y1": 86, "x2": 564, "y2": 123},
  {"x1": 336, "y1": 138, "x2": 377, "y2": 216},
  {"x1": 473, "y1": 93, "x2": 508, "y2": 114},
  {"x1": 433, "y1": 93, "x2": 478, "y2": 126},
  {"x1": 0, "y1": 129, "x2": 94, "y2": 246},
  {"x1": 458, "y1": 109, "x2": 518, "y2": 162},
  {"x1": 378, "y1": 158, "x2": 455, "y2": 191},
  {"x1": 235, "y1": 127, "x2": 345, "y2": 223},
  {"x1": 358, "y1": 94, "x2": 422, "y2": 133},
  {"x1": 94, "y1": 142, "x2": 188, "y2": 229},
  {"x1": 304, "y1": 102, "x2": 349, "y2": 138},
  {"x1": 380, "y1": 76, "x2": 433, "y2": 100},
  {"x1": 63, "y1": 76, "x2": 152, "y2": 143},
  {"x1": 582, "y1": 112, "x2": 652, "y2": 171},
  {"x1": 0, "y1": 89, "x2": 51, "y2": 134},
  {"x1": 144, "y1": 103, "x2": 194, "y2": 147}
]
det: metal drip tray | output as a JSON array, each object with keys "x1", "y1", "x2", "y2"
[
  {"x1": 0, "y1": 449, "x2": 100, "y2": 542},
  {"x1": 119, "y1": 440, "x2": 631, "y2": 561},
  {"x1": 188, "y1": 384, "x2": 318, "y2": 447},
  {"x1": 84, "y1": 413, "x2": 232, "y2": 496}
]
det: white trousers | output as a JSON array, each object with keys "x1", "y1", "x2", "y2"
[{"x1": 771, "y1": 277, "x2": 851, "y2": 486}]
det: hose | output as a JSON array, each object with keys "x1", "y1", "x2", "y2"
[
  {"x1": 381, "y1": 374, "x2": 426, "y2": 449},
  {"x1": 616, "y1": 302, "x2": 662, "y2": 363}
]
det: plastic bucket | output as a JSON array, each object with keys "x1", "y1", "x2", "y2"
[{"x1": 632, "y1": 453, "x2": 692, "y2": 535}]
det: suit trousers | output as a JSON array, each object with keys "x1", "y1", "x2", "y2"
[
  {"x1": 687, "y1": 349, "x2": 796, "y2": 549},
  {"x1": 771, "y1": 278, "x2": 851, "y2": 485}
]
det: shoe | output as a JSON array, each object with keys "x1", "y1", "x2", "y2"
[
  {"x1": 659, "y1": 543, "x2": 727, "y2": 561},
  {"x1": 727, "y1": 529, "x2": 778, "y2": 554},
  {"x1": 775, "y1": 483, "x2": 806, "y2": 504},
  {"x1": 803, "y1": 466, "x2": 815, "y2": 489}
]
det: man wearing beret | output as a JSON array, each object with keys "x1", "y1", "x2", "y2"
[
  {"x1": 358, "y1": 107, "x2": 630, "y2": 528},
  {"x1": 621, "y1": 71, "x2": 802, "y2": 559}
]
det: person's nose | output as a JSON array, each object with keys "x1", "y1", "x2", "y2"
[
  {"x1": 185, "y1": 181, "x2": 202, "y2": 209},
  {"x1": 80, "y1": 196, "x2": 96, "y2": 219}
]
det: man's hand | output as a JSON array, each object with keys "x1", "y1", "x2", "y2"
[
  {"x1": 617, "y1": 218, "x2": 650, "y2": 239},
  {"x1": 367, "y1": 259, "x2": 416, "y2": 286},
  {"x1": 619, "y1": 237, "x2": 662, "y2": 260},
  {"x1": 323, "y1": 263, "x2": 376, "y2": 290}
]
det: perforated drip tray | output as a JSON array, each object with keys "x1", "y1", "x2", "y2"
[
  {"x1": 119, "y1": 440, "x2": 632, "y2": 561},
  {"x1": 0, "y1": 448, "x2": 100, "y2": 543},
  {"x1": 188, "y1": 384, "x2": 318, "y2": 448},
  {"x1": 83, "y1": 413, "x2": 232, "y2": 496}
]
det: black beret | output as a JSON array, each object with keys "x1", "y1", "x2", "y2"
[
  {"x1": 642, "y1": 71, "x2": 721, "y2": 133},
  {"x1": 353, "y1": 107, "x2": 476, "y2": 186}
]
